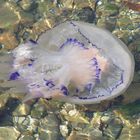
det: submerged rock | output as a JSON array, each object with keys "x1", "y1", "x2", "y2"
[{"x1": 0, "y1": 127, "x2": 20, "y2": 140}]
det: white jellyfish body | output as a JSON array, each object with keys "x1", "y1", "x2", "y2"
[{"x1": 10, "y1": 21, "x2": 134, "y2": 104}]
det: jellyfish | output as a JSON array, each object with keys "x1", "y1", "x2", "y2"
[{"x1": 9, "y1": 21, "x2": 134, "y2": 104}]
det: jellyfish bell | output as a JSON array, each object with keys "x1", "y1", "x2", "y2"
[{"x1": 10, "y1": 21, "x2": 135, "y2": 104}]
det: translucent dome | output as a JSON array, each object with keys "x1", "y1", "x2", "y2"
[{"x1": 10, "y1": 21, "x2": 135, "y2": 104}]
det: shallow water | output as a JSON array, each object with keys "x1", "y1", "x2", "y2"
[{"x1": 0, "y1": 0, "x2": 140, "y2": 140}]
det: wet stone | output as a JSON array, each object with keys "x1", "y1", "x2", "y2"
[
  {"x1": 38, "y1": 128, "x2": 62, "y2": 140},
  {"x1": 117, "y1": 9, "x2": 140, "y2": 30},
  {"x1": 132, "y1": 28, "x2": 140, "y2": 41},
  {"x1": 67, "y1": 128, "x2": 104, "y2": 140},
  {"x1": 119, "y1": 125, "x2": 140, "y2": 140},
  {"x1": 18, "y1": 135, "x2": 35, "y2": 140},
  {"x1": 67, "y1": 130, "x2": 89, "y2": 140},
  {"x1": 113, "y1": 30, "x2": 132, "y2": 45},
  {"x1": 61, "y1": 0, "x2": 96, "y2": 9},
  {"x1": 60, "y1": 124, "x2": 69, "y2": 137},
  {"x1": 129, "y1": 39, "x2": 140, "y2": 52},
  {"x1": 66, "y1": 112, "x2": 104, "y2": 139},
  {"x1": 60, "y1": 103, "x2": 89, "y2": 124},
  {"x1": 102, "y1": 18, "x2": 115, "y2": 31},
  {"x1": 0, "y1": 97, "x2": 21, "y2": 126},
  {"x1": 28, "y1": 19, "x2": 51, "y2": 40},
  {"x1": 117, "y1": 17, "x2": 134, "y2": 30},
  {"x1": 31, "y1": 100, "x2": 48, "y2": 119},
  {"x1": 0, "y1": 43, "x2": 4, "y2": 50},
  {"x1": 105, "y1": 16, "x2": 117, "y2": 31},
  {"x1": 0, "y1": 28, "x2": 4, "y2": 34},
  {"x1": 134, "y1": 52, "x2": 140, "y2": 72},
  {"x1": 116, "y1": 100, "x2": 140, "y2": 118},
  {"x1": 113, "y1": 111, "x2": 140, "y2": 140},
  {"x1": 38, "y1": 113, "x2": 62, "y2": 140},
  {"x1": 103, "y1": 118, "x2": 123, "y2": 139},
  {"x1": 0, "y1": 32, "x2": 18, "y2": 50},
  {"x1": 18, "y1": 0, "x2": 38, "y2": 12},
  {"x1": 96, "y1": 3, "x2": 118, "y2": 31},
  {"x1": 12, "y1": 103, "x2": 31, "y2": 116},
  {"x1": 60, "y1": 0, "x2": 75, "y2": 9},
  {"x1": 0, "y1": 2, "x2": 19, "y2": 29},
  {"x1": 75, "y1": 7, "x2": 96, "y2": 23},
  {"x1": 0, "y1": 127, "x2": 20, "y2": 140},
  {"x1": 122, "y1": 83, "x2": 140, "y2": 104},
  {"x1": 96, "y1": 3, "x2": 119, "y2": 17},
  {"x1": 13, "y1": 115, "x2": 39, "y2": 134},
  {"x1": 0, "y1": 87, "x2": 11, "y2": 95},
  {"x1": 89, "y1": 129, "x2": 106, "y2": 140},
  {"x1": 128, "y1": 39, "x2": 140, "y2": 72},
  {"x1": 22, "y1": 31, "x2": 30, "y2": 41}
]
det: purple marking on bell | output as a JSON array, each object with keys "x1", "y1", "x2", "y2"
[
  {"x1": 85, "y1": 83, "x2": 93, "y2": 91},
  {"x1": 98, "y1": 94, "x2": 104, "y2": 97},
  {"x1": 78, "y1": 28, "x2": 89, "y2": 41},
  {"x1": 28, "y1": 63, "x2": 32, "y2": 66},
  {"x1": 79, "y1": 96, "x2": 87, "y2": 99},
  {"x1": 107, "y1": 71, "x2": 124, "y2": 94},
  {"x1": 70, "y1": 21, "x2": 77, "y2": 27},
  {"x1": 27, "y1": 59, "x2": 35, "y2": 67},
  {"x1": 46, "y1": 97, "x2": 52, "y2": 101},
  {"x1": 95, "y1": 78, "x2": 100, "y2": 83},
  {"x1": 91, "y1": 57, "x2": 101, "y2": 83},
  {"x1": 30, "y1": 59, "x2": 35, "y2": 62},
  {"x1": 43, "y1": 78, "x2": 47, "y2": 81},
  {"x1": 78, "y1": 93, "x2": 105, "y2": 100},
  {"x1": 45, "y1": 80, "x2": 55, "y2": 88},
  {"x1": 9, "y1": 71, "x2": 20, "y2": 80},
  {"x1": 30, "y1": 84, "x2": 36, "y2": 86},
  {"x1": 60, "y1": 38, "x2": 88, "y2": 50},
  {"x1": 61, "y1": 85, "x2": 68, "y2": 96},
  {"x1": 91, "y1": 57, "x2": 98, "y2": 65},
  {"x1": 95, "y1": 68, "x2": 100, "y2": 78},
  {"x1": 69, "y1": 21, "x2": 99, "y2": 49},
  {"x1": 120, "y1": 71, "x2": 124, "y2": 83},
  {"x1": 76, "y1": 88, "x2": 79, "y2": 93},
  {"x1": 29, "y1": 39, "x2": 38, "y2": 45}
]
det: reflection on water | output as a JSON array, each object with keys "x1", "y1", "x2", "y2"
[{"x1": 0, "y1": 0, "x2": 140, "y2": 139}]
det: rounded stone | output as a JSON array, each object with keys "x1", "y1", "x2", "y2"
[{"x1": 0, "y1": 127, "x2": 20, "y2": 140}]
